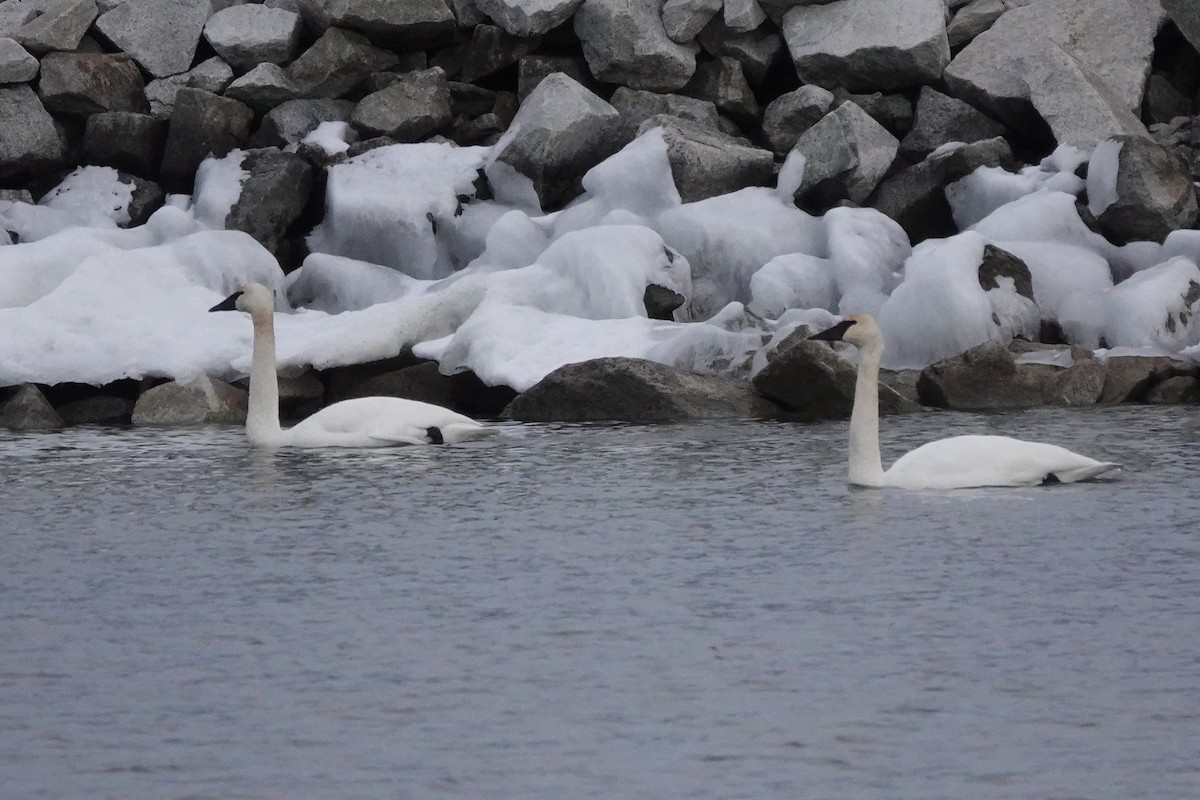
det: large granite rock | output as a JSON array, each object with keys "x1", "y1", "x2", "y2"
[
  {"x1": 680, "y1": 54, "x2": 758, "y2": 122},
  {"x1": 639, "y1": 114, "x2": 775, "y2": 203},
  {"x1": 1089, "y1": 136, "x2": 1199, "y2": 244},
  {"x1": 37, "y1": 51, "x2": 146, "y2": 115},
  {"x1": 224, "y1": 64, "x2": 302, "y2": 114},
  {"x1": 351, "y1": 66, "x2": 451, "y2": 141},
  {"x1": 945, "y1": 0, "x2": 1005, "y2": 49},
  {"x1": 203, "y1": 4, "x2": 304, "y2": 70},
  {"x1": 324, "y1": 0, "x2": 456, "y2": 49},
  {"x1": 899, "y1": 87, "x2": 1006, "y2": 163},
  {"x1": 504, "y1": 357, "x2": 775, "y2": 422},
  {"x1": 56, "y1": 393, "x2": 135, "y2": 425},
  {"x1": 159, "y1": 87, "x2": 254, "y2": 191},
  {"x1": 752, "y1": 331, "x2": 920, "y2": 418},
  {"x1": 94, "y1": 0, "x2": 211, "y2": 78},
  {"x1": 0, "y1": 384, "x2": 63, "y2": 429},
  {"x1": 223, "y1": 148, "x2": 313, "y2": 256},
  {"x1": 286, "y1": 26, "x2": 398, "y2": 99},
  {"x1": 517, "y1": 53, "x2": 591, "y2": 101},
  {"x1": 917, "y1": 340, "x2": 1044, "y2": 409},
  {"x1": 0, "y1": 36, "x2": 38, "y2": 82},
  {"x1": 143, "y1": 57, "x2": 234, "y2": 118},
  {"x1": 575, "y1": 0, "x2": 699, "y2": 92},
  {"x1": 1099, "y1": 355, "x2": 1196, "y2": 403},
  {"x1": 486, "y1": 71, "x2": 620, "y2": 209},
  {"x1": 696, "y1": 16, "x2": 784, "y2": 86},
  {"x1": 781, "y1": 0, "x2": 949, "y2": 92},
  {"x1": 791, "y1": 100, "x2": 899, "y2": 210},
  {"x1": 83, "y1": 111, "x2": 166, "y2": 178},
  {"x1": 131, "y1": 375, "x2": 248, "y2": 425},
  {"x1": 11, "y1": 0, "x2": 96, "y2": 54},
  {"x1": 252, "y1": 98, "x2": 356, "y2": 148},
  {"x1": 475, "y1": 0, "x2": 583, "y2": 37},
  {"x1": 0, "y1": 84, "x2": 67, "y2": 183},
  {"x1": 609, "y1": 86, "x2": 718, "y2": 145},
  {"x1": 661, "y1": 0, "x2": 721, "y2": 44},
  {"x1": 762, "y1": 84, "x2": 834, "y2": 155}
]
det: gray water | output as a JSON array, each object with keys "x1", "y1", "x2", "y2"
[{"x1": 2, "y1": 406, "x2": 1198, "y2": 800}]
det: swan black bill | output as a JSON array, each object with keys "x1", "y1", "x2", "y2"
[
  {"x1": 426, "y1": 426, "x2": 444, "y2": 445},
  {"x1": 209, "y1": 290, "x2": 243, "y2": 312},
  {"x1": 810, "y1": 319, "x2": 855, "y2": 342}
]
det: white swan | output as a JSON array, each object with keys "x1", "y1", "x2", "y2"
[
  {"x1": 209, "y1": 283, "x2": 492, "y2": 448},
  {"x1": 810, "y1": 314, "x2": 1119, "y2": 489}
]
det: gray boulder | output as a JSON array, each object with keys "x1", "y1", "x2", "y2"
[
  {"x1": 1144, "y1": 375, "x2": 1200, "y2": 405},
  {"x1": 870, "y1": 137, "x2": 1013, "y2": 242},
  {"x1": 222, "y1": 148, "x2": 313, "y2": 256},
  {"x1": 1163, "y1": 0, "x2": 1200, "y2": 54},
  {"x1": 916, "y1": 341, "x2": 1044, "y2": 410},
  {"x1": 834, "y1": 89, "x2": 914, "y2": 136},
  {"x1": 517, "y1": 53, "x2": 591, "y2": 101},
  {"x1": 640, "y1": 114, "x2": 775, "y2": 202},
  {"x1": 475, "y1": 0, "x2": 582, "y2": 36},
  {"x1": 681, "y1": 55, "x2": 758, "y2": 123},
  {"x1": 143, "y1": 57, "x2": 235, "y2": 118},
  {"x1": 0, "y1": 384, "x2": 63, "y2": 429},
  {"x1": 943, "y1": 0, "x2": 1163, "y2": 135},
  {"x1": 286, "y1": 27, "x2": 398, "y2": 99},
  {"x1": 94, "y1": 0, "x2": 211, "y2": 78},
  {"x1": 1092, "y1": 136, "x2": 1199, "y2": 244},
  {"x1": 0, "y1": 36, "x2": 38, "y2": 82},
  {"x1": 609, "y1": 86, "x2": 718, "y2": 145},
  {"x1": 487, "y1": 72, "x2": 620, "y2": 208},
  {"x1": 791, "y1": 101, "x2": 899, "y2": 210},
  {"x1": 12, "y1": 0, "x2": 96, "y2": 54},
  {"x1": 762, "y1": 84, "x2": 834, "y2": 155},
  {"x1": 945, "y1": 0, "x2": 1005, "y2": 49},
  {"x1": 661, "y1": 0, "x2": 721, "y2": 44},
  {"x1": 752, "y1": 332, "x2": 919, "y2": 418},
  {"x1": 899, "y1": 87, "x2": 1006, "y2": 162},
  {"x1": 0, "y1": 84, "x2": 67, "y2": 182},
  {"x1": 978, "y1": 243, "x2": 1033, "y2": 300},
  {"x1": 203, "y1": 4, "x2": 304, "y2": 70},
  {"x1": 723, "y1": 0, "x2": 765, "y2": 32},
  {"x1": 119, "y1": 171, "x2": 165, "y2": 226},
  {"x1": 781, "y1": 0, "x2": 949, "y2": 92},
  {"x1": 56, "y1": 394, "x2": 135, "y2": 424},
  {"x1": 696, "y1": 17, "x2": 784, "y2": 86},
  {"x1": 351, "y1": 66, "x2": 451, "y2": 141},
  {"x1": 159, "y1": 88, "x2": 254, "y2": 191},
  {"x1": 37, "y1": 51, "x2": 146, "y2": 115},
  {"x1": 224, "y1": 63, "x2": 302, "y2": 114},
  {"x1": 504, "y1": 357, "x2": 775, "y2": 422},
  {"x1": 131, "y1": 376, "x2": 248, "y2": 425},
  {"x1": 252, "y1": 98, "x2": 356, "y2": 147},
  {"x1": 324, "y1": 0, "x2": 456, "y2": 49},
  {"x1": 575, "y1": 0, "x2": 698, "y2": 92},
  {"x1": 1099, "y1": 355, "x2": 1195, "y2": 403}
]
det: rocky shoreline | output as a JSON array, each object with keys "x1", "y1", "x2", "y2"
[{"x1": 2, "y1": 0, "x2": 1200, "y2": 429}]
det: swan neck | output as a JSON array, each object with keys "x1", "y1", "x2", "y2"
[
  {"x1": 848, "y1": 342, "x2": 885, "y2": 486},
  {"x1": 247, "y1": 309, "x2": 282, "y2": 445}
]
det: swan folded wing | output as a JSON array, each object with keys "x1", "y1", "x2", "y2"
[{"x1": 884, "y1": 435, "x2": 1118, "y2": 489}]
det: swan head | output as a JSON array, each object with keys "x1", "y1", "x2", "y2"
[
  {"x1": 209, "y1": 283, "x2": 274, "y2": 315},
  {"x1": 810, "y1": 313, "x2": 882, "y2": 350}
]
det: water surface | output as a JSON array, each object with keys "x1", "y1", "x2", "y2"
[{"x1": 2, "y1": 407, "x2": 1198, "y2": 799}]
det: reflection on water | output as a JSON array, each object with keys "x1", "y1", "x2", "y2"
[{"x1": 1, "y1": 407, "x2": 1198, "y2": 799}]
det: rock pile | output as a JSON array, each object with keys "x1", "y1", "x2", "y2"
[{"x1": 2, "y1": 0, "x2": 1199, "y2": 425}]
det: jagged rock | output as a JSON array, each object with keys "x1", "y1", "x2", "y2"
[
  {"x1": 118, "y1": 171, "x2": 165, "y2": 226},
  {"x1": 159, "y1": 88, "x2": 254, "y2": 192},
  {"x1": 943, "y1": 0, "x2": 1163, "y2": 137},
  {"x1": 681, "y1": 55, "x2": 758, "y2": 122},
  {"x1": 220, "y1": 148, "x2": 313, "y2": 255},
  {"x1": 945, "y1": 0, "x2": 1005, "y2": 49},
  {"x1": 978, "y1": 243, "x2": 1033, "y2": 299},
  {"x1": 752, "y1": 332, "x2": 919, "y2": 418},
  {"x1": 203, "y1": 4, "x2": 303, "y2": 70},
  {"x1": 324, "y1": 0, "x2": 455, "y2": 49},
  {"x1": 917, "y1": 341, "x2": 1044, "y2": 409},
  {"x1": 1019, "y1": 356, "x2": 1107, "y2": 406},
  {"x1": 662, "y1": 0, "x2": 721, "y2": 44},
  {"x1": 723, "y1": 0, "x2": 765, "y2": 32},
  {"x1": 517, "y1": 54, "x2": 590, "y2": 101},
  {"x1": 94, "y1": 0, "x2": 211, "y2": 78},
  {"x1": 486, "y1": 72, "x2": 620, "y2": 208},
  {"x1": 351, "y1": 66, "x2": 451, "y2": 141},
  {"x1": 781, "y1": 0, "x2": 949, "y2": 92},
  {"x1": 762, "y1": 84, "x2": 834, "y2": 155},
  {"x1": 0, "y1": 84, "x2": 67, "y2": 182},
  {"x1": 1144, "y1": 375, "x2": 1200, "y2": 404},
  {"x1": 575, "y1": 0, "x2": 699, "y2": 92},
  {"x1": 870, "y1": 137, "x2": 1013, "y2": 242},
  {"x1": 0, "y1": 36, "x2": 38, "y2": 82},
  {"x1": 1099, "y1": 355, "x2": 1194, "y2": 403},
  {"x1": 899, "y1": 86, "x2": 1006, "y2": 162},
  {"x1": 505, "y1": 357, "x2": 775, "y2": 422},
  {"x1": 37, "y1": 51, "x2": 145, "y2": 115},
  {"x1": 644, "y1": 283, "x2": 685, "y2": 320},
  {"x1": 454, "y1": 24, "x2": 540, "y2": 83},
  {"x1": 286, "y1": 27, "x2": 398, "y2": 99},
  {"x1": 791, "y1": 101, "x2": 899, "y2": 210},
  {"x1": 131, "y1": 375, "x2": 248, "y2": 425},
  {"x1": 835, "y1": 90, "x2": 914, "y2": 136},
  {"x1": 225, "y1": 64, "x2": 302, "y2": 114},
  {"x1": 0, "y1": 2, "x2": 39, "y2": 37},
  {"x1": 698, "y1": 23, "x2": 782, "y2": 89},
  {"x1": 12, "y1": 0, "x2": 95, "y2": 54},
  {"x1": 475, "y1": 0, "x2": 582, "y2": 37},
  {"x1": 0, "y1": 384, "x2": 63, "y2": 429},
  {"x1": 143, "y1": 57, "x2": 234, "y2": 118},
  {"x1": 56, "y1": 394, "x2": 135, "y2": 424},
  {"x1": 1160, "y1": 0, "x2": 1200, "y2": 57},
  {"x1": 252, "y1": 97, "x2": 356, "y2": 147},
  {"x1": 639, "y1": 113, "x2": 774, "y2": 202},
  {"x1": 610, "y1": 86, "x2": 718, "y2": 145},
  {"x1": 1089, "y1": 136, "x2": 1199, "y2": 244}
]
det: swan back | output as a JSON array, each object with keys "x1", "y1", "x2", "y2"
[{"x1": 882, "y1": 435, "x2": 1119, "y2": 489}]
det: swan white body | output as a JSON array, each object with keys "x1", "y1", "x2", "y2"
[
  {"x1": 212, "y1": 283, "x2": 492, "y2": 448},
  {"x1": 811, "y1": 315, "x2": 1119, "y2": 489}
]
